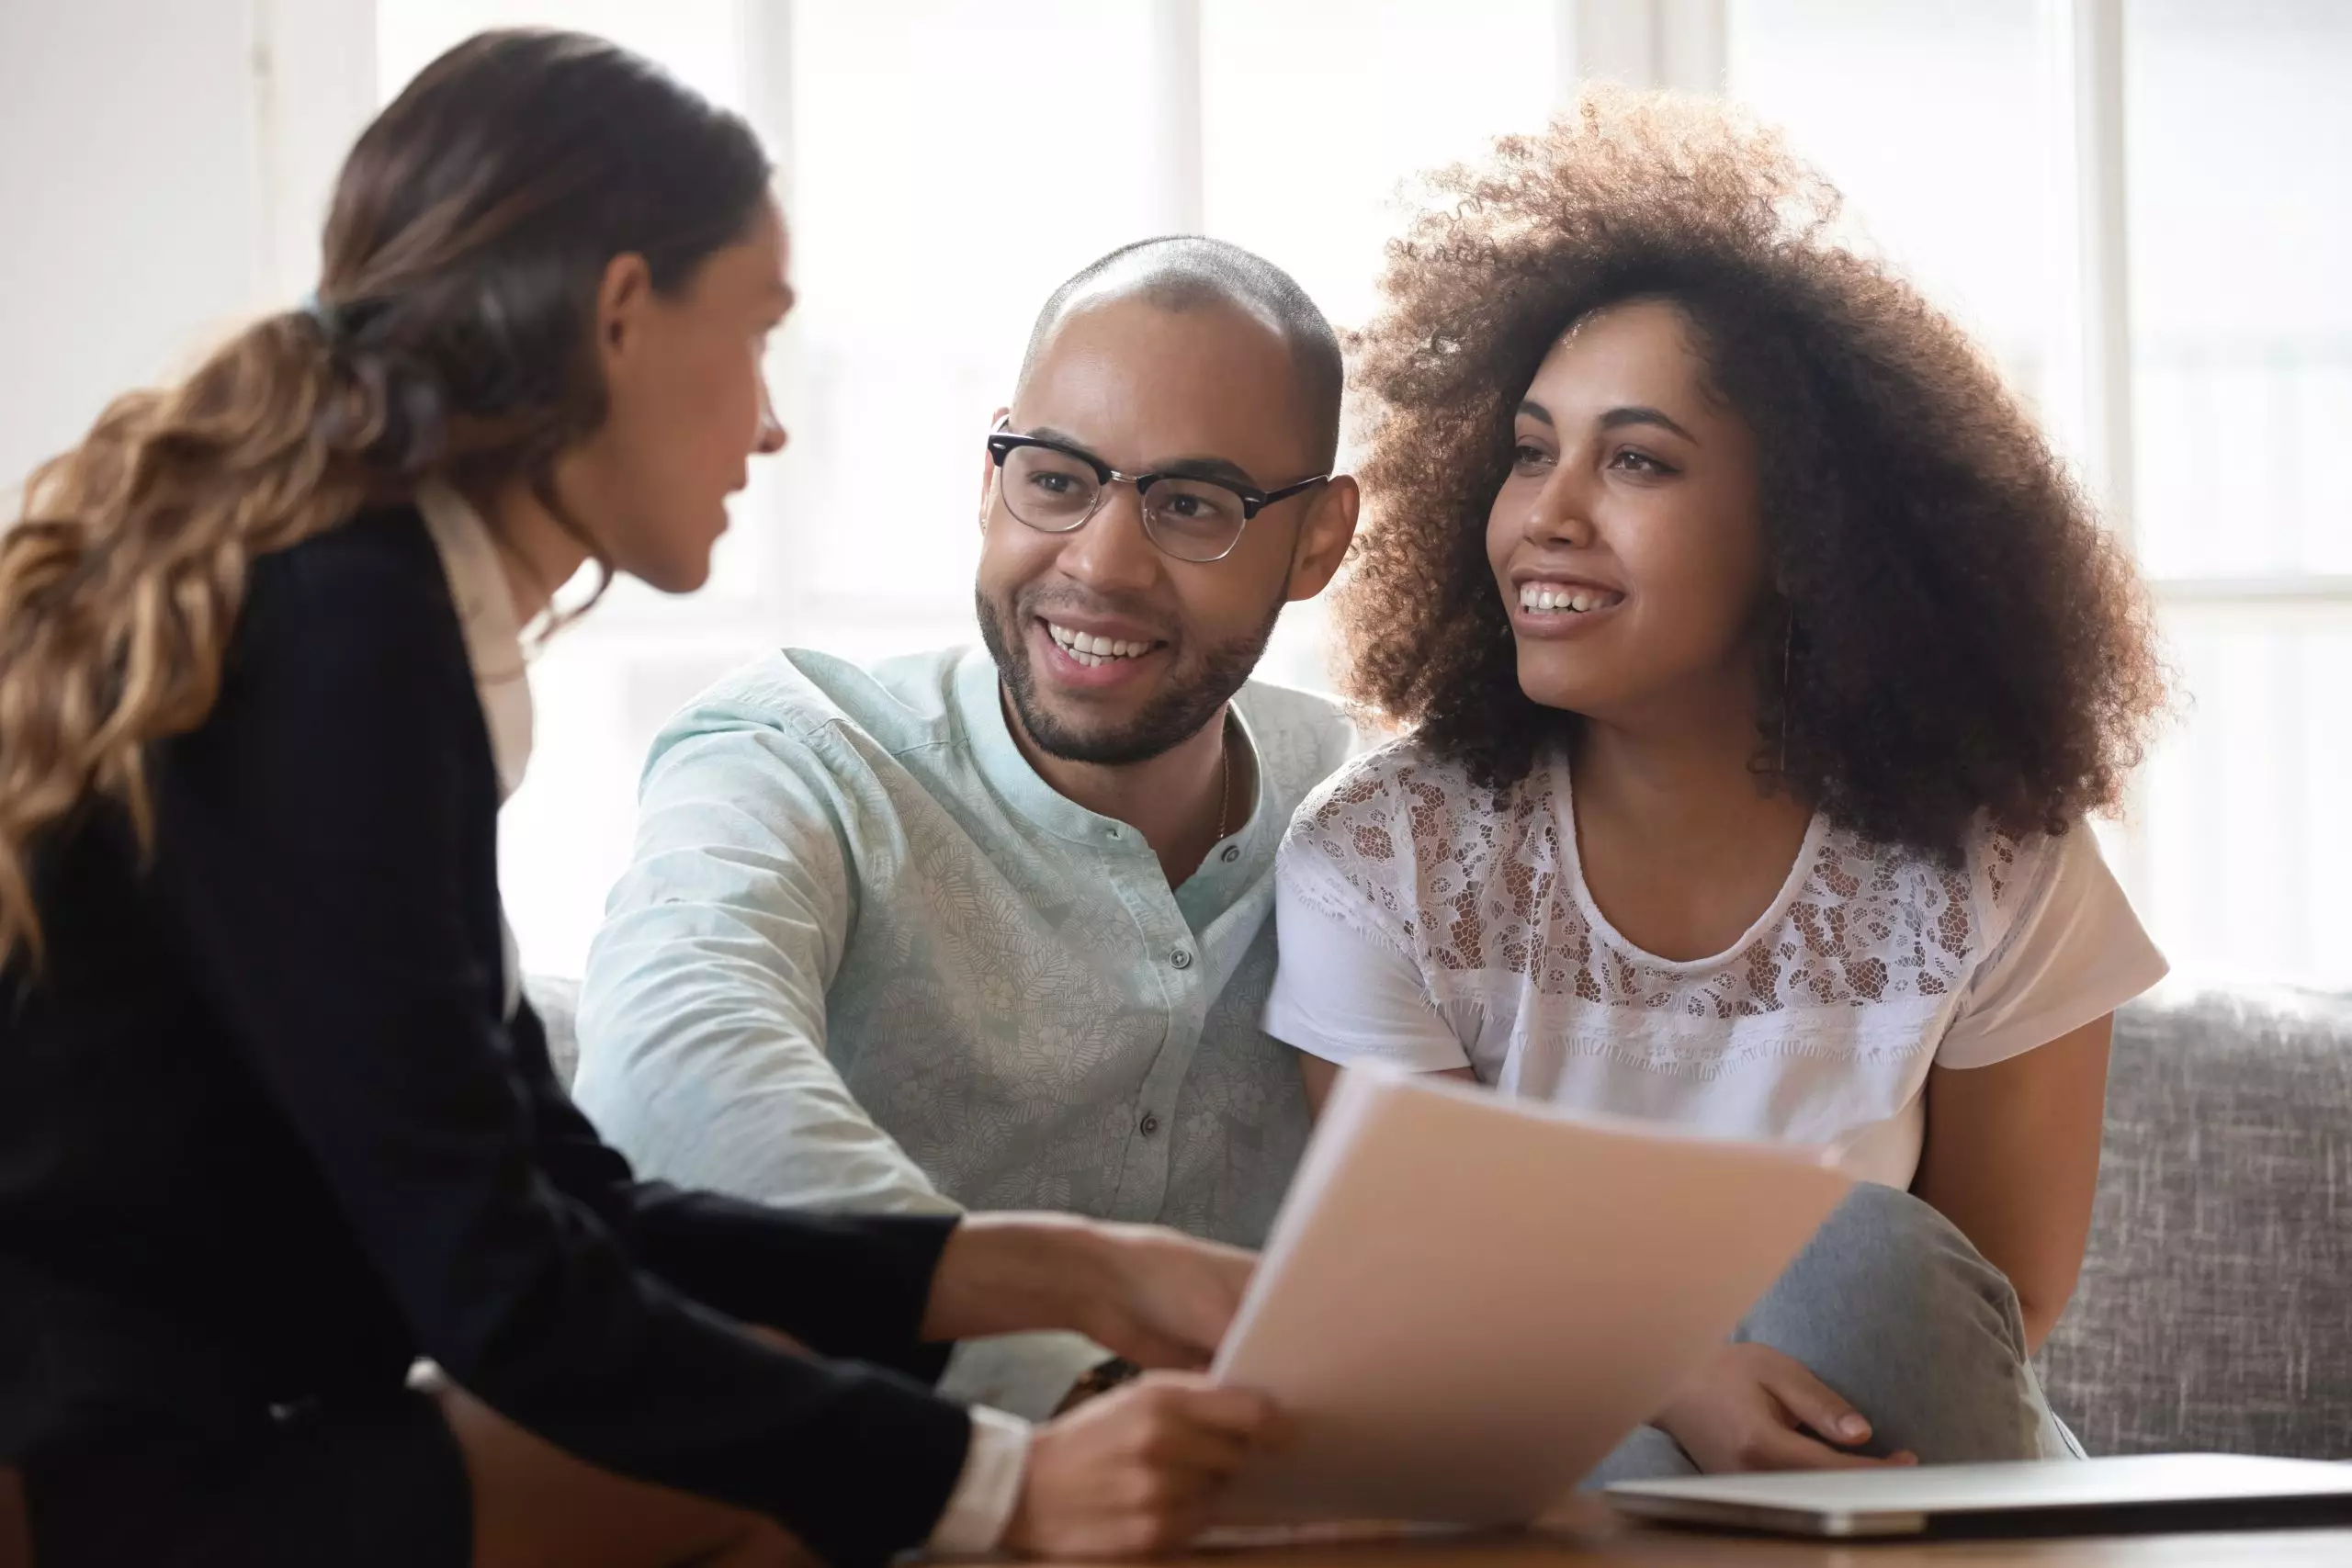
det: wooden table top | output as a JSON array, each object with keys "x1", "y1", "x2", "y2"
[{"x1": 1159, "y1": 1498, "x2": 2352, "y2": 1567}]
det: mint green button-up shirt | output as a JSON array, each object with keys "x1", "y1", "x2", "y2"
[{"x1": 574, "y1": 645, "x2": 1353, "y2": 1416}]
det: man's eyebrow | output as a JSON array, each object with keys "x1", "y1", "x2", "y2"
[
  {"x1": 1022, "y1": 426, "x2": 1262, "y2": 490},
  {"x1": 1598, "y1": 404, "x2": 1698, "y2": 443},
  {"x1": 1148, "y1": 454, "x2": 1261, "y2": 490},
  {"x1": 1021, "y1": 425, "x2": 1109, "y2": 467}
]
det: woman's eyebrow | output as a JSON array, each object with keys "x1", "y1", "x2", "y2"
[
  {"x1": 1598, "y1": 404, "x2": 1698, "y2": 443},
  {"x1": 1520, "y1": 398, "x2": 1699, "y2": 445}
]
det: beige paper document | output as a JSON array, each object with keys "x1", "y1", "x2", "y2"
[{"x1": 1208, "y1": 1066, "x2": 1853, "y2": 1526}]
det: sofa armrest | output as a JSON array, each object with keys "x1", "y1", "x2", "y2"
[{"x1": 524, "y1": 974, "x2": 584, "y2": 1093}]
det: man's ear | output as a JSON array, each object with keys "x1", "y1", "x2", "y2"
[
  {"x1": 978, "y1": 405, "x2": 1011, "y2": 525},
  {"x1": 594, "y1": 252, "x2": 655, "y2": 368},
  {"x1": 1284, "y1": 474, "x2": 1361, "y2": 602}
]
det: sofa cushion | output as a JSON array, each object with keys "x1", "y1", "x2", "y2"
[
  {"x1": 2039, "y1": 986, "x2": 2352, "y2": 1460},
  {"x1": 526, "y1": 975, "x2": 583, "y2": 1092}
]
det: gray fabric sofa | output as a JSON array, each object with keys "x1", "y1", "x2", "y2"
[
  {"x1": 2038, "y1": 985, "x2": 2352, "y2": 1460},
  {"x1": 529, "y1": 978, "x2": 2352, "y2": 1459}
]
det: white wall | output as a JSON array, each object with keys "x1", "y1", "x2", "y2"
[{"x1": 0, "y1": 0, "x2": 374, "y2": 494}]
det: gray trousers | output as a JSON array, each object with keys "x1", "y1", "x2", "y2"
[{"x1": 1587, "y1": 1182, "x2": 2077, "y2": 1483}]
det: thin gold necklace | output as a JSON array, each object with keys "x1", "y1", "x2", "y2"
[{"x1": 1213, "y1": 728, "x2": 1233, "y2": 844}]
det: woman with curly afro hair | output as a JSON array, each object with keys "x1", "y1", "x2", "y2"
[{"x1": 1263, "y1": 91, "x2": 2171, "y2": 1483}]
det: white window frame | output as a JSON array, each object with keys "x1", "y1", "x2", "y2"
[{"x1": 2040, "y1": 0, "x2": 2352, "y2": 915}]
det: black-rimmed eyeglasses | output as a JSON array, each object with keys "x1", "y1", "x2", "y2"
[{"x1": 985, "y1": 422, "x2": 1329, "y2": 564}]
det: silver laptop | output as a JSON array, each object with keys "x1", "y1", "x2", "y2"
[{"x1": 1607, "y1": 1454, "x2": 2352, "y2": 1539}]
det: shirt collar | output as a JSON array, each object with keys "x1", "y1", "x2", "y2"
[
  {"x1": 950, "y1": 646, "x2": 1271, "y2": 866},
  {"x1": 416, "y1": 480, "x2": 534, "y2": 802}
]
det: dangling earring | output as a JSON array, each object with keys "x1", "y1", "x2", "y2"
[{"x1": 1778, "y1": 610, "x2": 1796, "y2": 779}]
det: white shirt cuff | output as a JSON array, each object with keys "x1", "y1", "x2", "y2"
[
  {"x1": 938, "y1": 1331, "x2": 1113, "y2": 1420},
  {"x1": 926, "y1": 1404, "x2": 1032, "y2": 1555}
]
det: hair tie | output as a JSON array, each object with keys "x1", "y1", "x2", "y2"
[{"x1": 297, "y1": 289, "x2": 343, "y2": 337}]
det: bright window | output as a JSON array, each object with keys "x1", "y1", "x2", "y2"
[
  {"x1": 1728, "y1": 0, "x2": 2057, "y2": 399},
  {"x1": 374, "y1": 1, "x2": 2352, "y2": 987},
  {"x1": 2123, "y1": 0, "x2": 2352, "y2": 983},
  {"x1": 1730, "y1": 0, "x2": 2352, "y2": 987}
]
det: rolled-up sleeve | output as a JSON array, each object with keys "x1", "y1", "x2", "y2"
[
  {"x1": 576, "y1": 718, "x2": 950, "y2": 1211},
  {"x1": 576, "y1": 710, "x2": 1112, "y2": 1417}
]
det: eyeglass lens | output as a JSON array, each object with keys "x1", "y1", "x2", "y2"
[{"x1": 1000, "y1": 444, "x2": 1248, "y2": 563}]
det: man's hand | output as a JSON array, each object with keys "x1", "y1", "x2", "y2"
[
  {"x1": 1656, "y1": 1344, "x2": 1918, "y2": 1473},
  {"x1": 1001, "y1": 1373, "x2": 1286, "y2": 1559},
  {"x1": 1078, "y1": 1222, "x2": 1254, "y2": 1370},
  {"x1": 921, "y1": 1213, "x2": 1254, "y2": 1369}
]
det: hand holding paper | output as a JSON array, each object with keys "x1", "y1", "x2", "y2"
[{"x1": 1207, "y1": 1066, "x2": 1854, "y2": 1526}]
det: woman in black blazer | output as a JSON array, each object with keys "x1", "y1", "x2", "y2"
[{"x1": 0, "y1": 29, "x2": 1282, "y2": 1568}]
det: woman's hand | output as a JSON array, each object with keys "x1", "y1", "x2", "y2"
[
  {"x1": 921, "y1": 1213, "x2": 1255, "y2": 1370},
  {"x1": 1655, "y1": 1344, "x2": 1917, "y2": 1473},
  {"x1": 1001, "y1": 1373, "x2": 1287, "y2": 1558}
]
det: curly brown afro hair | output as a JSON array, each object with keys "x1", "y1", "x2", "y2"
[{"x1": 1335, "y1": 87, "x2": 2166, "y2": 860}]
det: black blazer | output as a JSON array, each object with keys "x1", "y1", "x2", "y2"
[{"x1": 0, "y1": 509, "x2": 970, "y2": 1568}]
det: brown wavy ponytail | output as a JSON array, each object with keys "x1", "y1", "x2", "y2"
[
  {"x1": 0, "y1": 314, "x2": 370, "y2": 965},
  {"x1": 0, "y1": 28, "x2": 772, "y2": 968}
]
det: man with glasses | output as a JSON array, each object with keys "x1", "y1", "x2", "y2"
[{"x1": 575, "y1": 238, "x2": 1360, "y2": 1419}]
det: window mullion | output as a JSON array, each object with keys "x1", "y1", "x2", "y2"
[
  {"x1": 2039, "y1": 0, "x2": 2153, "y2": 898},
  {"x1": 1150, "y1": 0, "x2": 1204, "y2": 232},
  {"x1": 1556, "y1": 0, "x2": 1725, "y2": 96},
  {"x1": 2063, "y1": 0, "x2": 2137, "y2": 543}
]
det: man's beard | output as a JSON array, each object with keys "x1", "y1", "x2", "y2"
[{"x1": 976, "y1": 585, "x2": 1283, "y2": 766}]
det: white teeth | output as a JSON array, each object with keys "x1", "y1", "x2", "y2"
[
  {"x1": 1046, "y1": 621, "x2": 1154, "y2": 662},
  {"x1": 1518, "y1": 584, "x2": 1619, "y2": 615}
]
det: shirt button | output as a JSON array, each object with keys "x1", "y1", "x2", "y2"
[
  {"x1": 1220, "y1": 845, "x2": 1241, "y2": 863},
  {"x1": 1170, "y1": 948, "x2": 1193, "y2": 970},
  {"x1": 1140, "y1": 1113, "x2": 1161, "y2": 1136}
]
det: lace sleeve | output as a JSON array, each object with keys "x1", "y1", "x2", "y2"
[
  {"x1": 1265, "y1": 745, "x2": 1473, "y2": 1073},
  {"x1": 1939, "y1": 823, "x2": 2168, "y2": 1069},
  {"x1": 1273, "y1": 745, "x2": 1429, "y2": 965}
]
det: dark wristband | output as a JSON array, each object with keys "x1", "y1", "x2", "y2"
[{"x1": 1057, "y1": 1356, "x2": 1144, "y2": 1412}]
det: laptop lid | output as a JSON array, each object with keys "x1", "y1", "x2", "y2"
[{"x1": 1607, "y1": 1454, "x2": 2352, "y2": 1539}]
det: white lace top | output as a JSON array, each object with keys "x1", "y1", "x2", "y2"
[{"x1": 1264, "y1": 740, "x2": 2167, "y2": 1187}]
